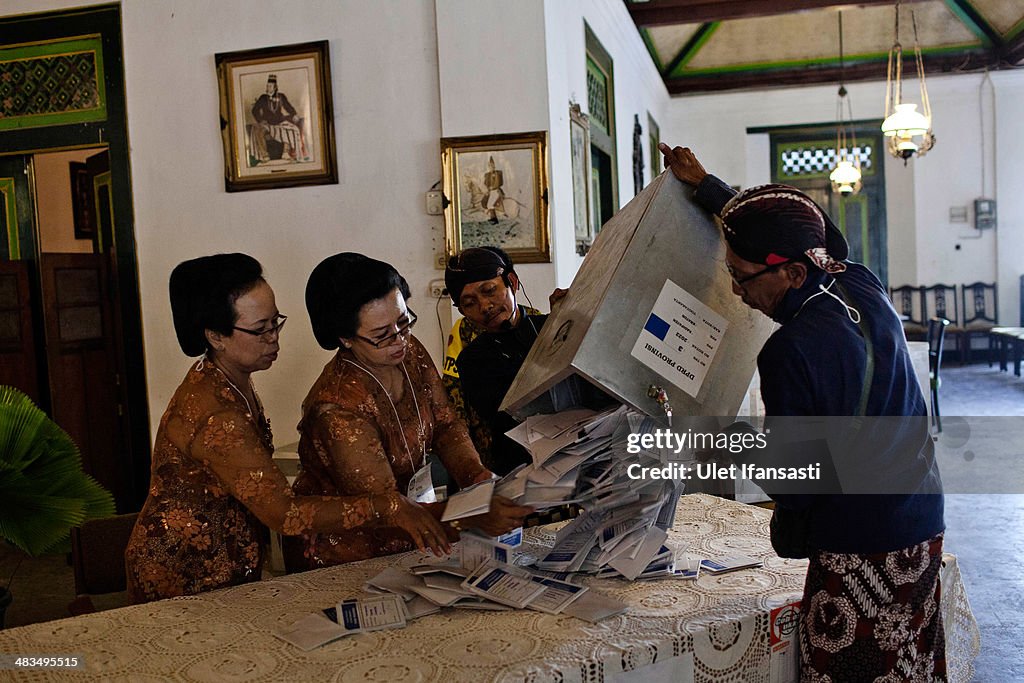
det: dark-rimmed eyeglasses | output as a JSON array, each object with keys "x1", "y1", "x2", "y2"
[
  {"x1": 233, "y1": 314, "x2": 287, "y2": 342},
  {"x1": 726, "y1": 262, "x2": 788, "y2": 287},
  {"x1": 354, "y1": 311, "x2": 418, "y2": 349}
]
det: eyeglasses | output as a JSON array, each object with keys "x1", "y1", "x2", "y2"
[
  {"x1": 233, "y1": 314, "x2": 287, "y2": 342},
  {"x1": 354, "y1": 311, "x2": 418, "y2": 349},
  {"x1": 726, "y1": 262, "x2": 787, "y2": 287}
]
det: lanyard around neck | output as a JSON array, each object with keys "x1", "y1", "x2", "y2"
[{"x1": 341, "y1": 358, "x2": 425, "y2": 470}]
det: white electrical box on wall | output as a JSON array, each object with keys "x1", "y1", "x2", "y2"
[
  {"x1": 426, "y1": 190, "x2": 444, "y2": 215},
  {"x1": 974, "y1": 198, "x2": 996, "y2": 230}
]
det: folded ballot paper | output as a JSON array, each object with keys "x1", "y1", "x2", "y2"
[
  {"x1": 274, "y1": 594, "x2": 407, "y2": 651},
  {"x1": 441, "y1": 479, "x2": 495, "y2": 522}
]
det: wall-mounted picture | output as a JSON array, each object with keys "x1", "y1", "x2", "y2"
[
  {"x1": 441, "y1": 131, "x2": 549, "y2": 263},
  {"x1": 215, "y1": 40, "x2": 337, "y2": 192},
  {"x1": 569, "y1": 103, "x2": 592, "y2": 255},
  {"x1": 69, "y1": 161, "x2": 96, "y2": 239}
]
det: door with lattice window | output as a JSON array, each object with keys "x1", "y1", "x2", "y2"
[{"x1": 769, "y1": 128, "x2": 887, "y2": 286}]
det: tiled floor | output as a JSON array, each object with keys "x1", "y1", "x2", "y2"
[
  {"x1": 938, "y1": 363, "x2": 1024, "y2": 681},
  {"x1": 1, "y1": 361, "x2": 1022, "y2": 681}
]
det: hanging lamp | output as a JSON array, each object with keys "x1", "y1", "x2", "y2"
[
  {"x1": 881, "y1": 0, "x2": 934, "y2": 163},
  {"x1": 830, "y1": 12, "x2": 862, "y2": 195}
]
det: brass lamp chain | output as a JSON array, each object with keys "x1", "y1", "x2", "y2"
[{"x1": 912, "y1": 9, "x2": 932, "y2": 123}]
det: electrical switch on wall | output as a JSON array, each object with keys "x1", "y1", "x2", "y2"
[{"x1": 426, "y1": 190, "x2": 444, "y2": 215}]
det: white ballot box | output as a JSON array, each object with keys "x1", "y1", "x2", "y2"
[{"x1": 502, "y1": 171, "x2": 774, "y2": 424}]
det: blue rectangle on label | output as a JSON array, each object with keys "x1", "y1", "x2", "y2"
[
  {"x1": 644, "y1": 313, "x2": 670, "y2": 341},
  {"x1": 341, "y1": 601, "x2": 361, "y2": 630}
]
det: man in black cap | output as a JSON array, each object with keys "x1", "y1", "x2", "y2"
[
  {"x1": 660, "y1": 144, "x2": 945, "y2": 682},
  {"x1": 444, "y1": 247, "x2": 547, "y2": 476}
]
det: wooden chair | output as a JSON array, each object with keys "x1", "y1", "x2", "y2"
[
  {"x1": 923, "y1": 284, "x2": 960, "y2": 360},
  {"x1": 68, "y1": 512, "x2": 137, "y2": 616},
  {"x1": 927, "y1": 317, "x2": 950, "y2": 433},
  {"x1": 959, "y1": 281, "x2": 997, "y2": 364},
  {"x1": 888, "y1": 285, "x2": 927, "y2": 341}
]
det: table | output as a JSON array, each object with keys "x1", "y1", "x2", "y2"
[
  {"x1": 990, "y1": 326, "x2": 1024, "y2": 376},
  {"x1": 0, "y1": 495, "x2": 979, "y2": 682}
]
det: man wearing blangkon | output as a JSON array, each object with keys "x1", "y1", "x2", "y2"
[{"x1": 660, "y1": 143, "x2": 945, "y2": 682}]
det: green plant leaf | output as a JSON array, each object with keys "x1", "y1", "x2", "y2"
[{"x1": 0, "y1": 386, "x2": 116, "y2": 558}]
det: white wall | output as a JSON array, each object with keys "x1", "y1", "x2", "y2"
[
  {"x1": 6, "y1": 0, "x2": 449, "y2": 445},
  {"x1": 543, "y1": 0, "x2": 671, "y2": 288},
  {"x1": 993, "y1": 71, "x2": 1024, "y2": 326},
  {"x1": 659, "y1": 74, "x2": 1019, "y2": 288},
  {"x1": 661, "y1": 72, "x2": 1022, "y2": 316},
  {"x1": 435, "y1": 0, "x2": 670, "y2": 299},
  {"x1": 5, "y1": 0, "x2": 669, "y2": 448},
  {"x1": 434, "y1": 0, "x2": 553, "y2": 320}
]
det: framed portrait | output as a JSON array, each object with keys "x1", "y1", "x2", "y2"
[
  {"x1": 215, "y1": 40, "x2": 338, "y2": 192},
  {"x1": 69, "y1": 161, "x2": 95, "y2": 239},
  {"x1": 569, "y1": 103, "x2": 592, "y2": 255},
  {"x1": 441, "y1": 131, "x2": 550, "y2": 263}
]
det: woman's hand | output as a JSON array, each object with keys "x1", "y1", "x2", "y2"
[
  {"x1": 658, "y1": 144, "x2": 707, "y2": 187},
  {"x1": 376, "y1": 492, "x2": 452, "y2": 556},
  {"x1": 461, "y1": 495, "x2": 534, "y2": 536}
]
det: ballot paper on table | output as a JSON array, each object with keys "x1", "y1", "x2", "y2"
[
  {"x1": 460, "y1": 532, "x2": 509, "y2": 570},
  {"x1": 423, "y1": 572, "x2": 469, "y2": 593},
  {"x1": 405, "y1": 595, "x2": 443, "y2": 618},
  {"x1": 363, "y1": 566, "x2": 422, "y2": 600},
  {"x1": 274, "y1": 612, "x2": 349, "y2": 651},
  {"x1": 441, "y1": 479, "x2": 494, "y2": 522},
  {"x1": 408, "y1": 583, "x2": 477, "y2": 607},
  {"x1": 527, "y1": 575, "x2": 589, "y2": 614},
  {"x1": 331, "y1": 594, "x2": 407, "y2": 635},
  {"x1": 462, "y1": 559, "x2": 546, "y2": 609},
  {"x1": 607, "y1": 527, "x2": 668, "y2": 581},
  {"x1": 700, "y1": 554, "x2": 762, "y2": 574},
  {"x1": 410, "y1": 558, "x2": 470, "y2": 577},
  {"x1": 561, "y1": 589, "x2": 629, "y2": 623}
]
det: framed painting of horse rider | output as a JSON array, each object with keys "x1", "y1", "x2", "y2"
[
  {"x1": 441, "y1": 131, "x2": 550, "y2": 263},
  {"x1": 216, "y1": 41, "x2": 338, "y2": 191}
]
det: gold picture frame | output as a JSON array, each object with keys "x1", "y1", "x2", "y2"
[
  {"x1": 216, "y1": 40, "x2": 338, "y2": 192},
  {"x1": 441, "y1": 131, "x2": 550, "y2": 263}
]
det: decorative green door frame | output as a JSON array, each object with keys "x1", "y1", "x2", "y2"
[
  {"x1": 0, "y1": 177, "x2": 19, "y2": 259},
  {"x1": 0, "y1": 4, "x2": 150, "y2": 511},
  {"x1": 758, "y1": 122, "x2": 888, "y2": 286}
]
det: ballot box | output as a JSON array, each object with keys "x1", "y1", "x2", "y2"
[{"x1": 502, "y1": 172, "x2": 774, "y2": 424}]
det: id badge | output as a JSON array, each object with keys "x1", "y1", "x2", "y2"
[{"x1": 407, "y1": 461, "x2": 436, "y2": 503}]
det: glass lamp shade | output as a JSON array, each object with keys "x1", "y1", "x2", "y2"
[
  {"x1": 829, "y1": 159, "x2": 862, "y2": 195},
  {"x1": 881, "y1": 103, "x2": 930, "y2": 137}
]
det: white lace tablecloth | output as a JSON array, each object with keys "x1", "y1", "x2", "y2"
[{"x1": 0, "y1": 494, "x2": 980, "y2": 682}]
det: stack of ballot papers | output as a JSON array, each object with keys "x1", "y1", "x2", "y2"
[
  {"x1": 357, "y1": 558, "x2": 628, "y2": 622},
  {"x1": 494, "y1": 405, "x2": 691, "y2": 580}
]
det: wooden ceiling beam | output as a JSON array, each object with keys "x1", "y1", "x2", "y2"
[
  {"x1": 944, "y1": 0, "x2": 1002, "y2": 47},
  {"x1": 1001, "y1": 33, "x2": 1024, "y2": 65},
  {"x1": 665, "y1": 51, "x2": 998, "y2": 94},
  {"x1": 627, "y1": 0, "x2": 910, "y2": 28}
]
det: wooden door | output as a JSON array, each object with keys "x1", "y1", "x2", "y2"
[
  {"x1": 0, "y1": 260, "x2": 39, "y2": 402},
  {"x1": 39, "y1": 253, "x2": 129, "y2": 510},
  {"x1": 770, "y1": 128, "x2": 889, "y2": 286},
  {"x1": 0, "y1": 154, "x2": 44, "y2": 405}
]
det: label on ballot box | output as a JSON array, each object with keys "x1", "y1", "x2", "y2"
[{"x1": 630, "y1": 279, "x2": 729, "y2": 398}]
